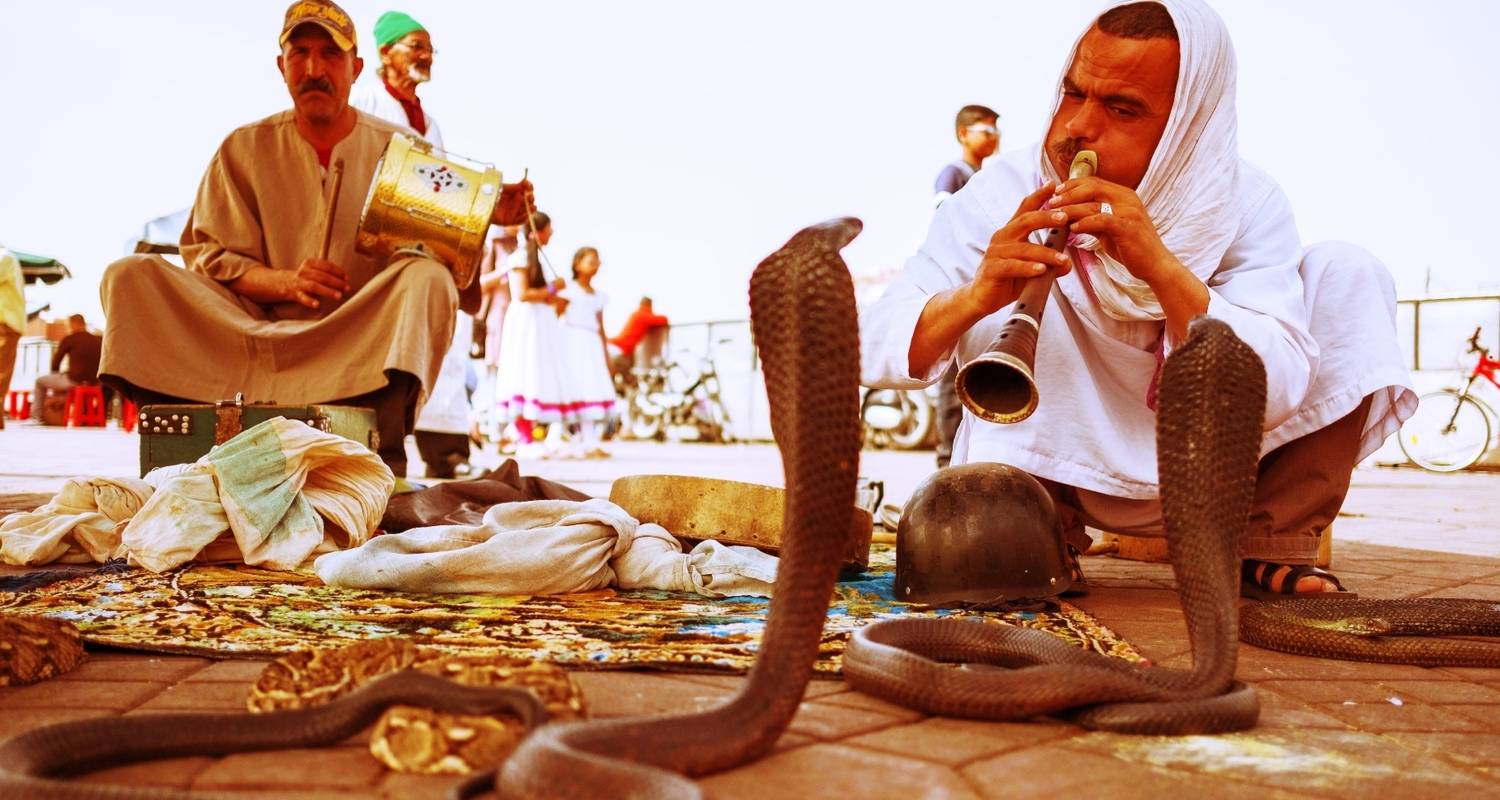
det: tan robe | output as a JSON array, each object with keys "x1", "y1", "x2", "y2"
[{"x1": 99, "y1": 109, "x2": 457, "y2": 405}]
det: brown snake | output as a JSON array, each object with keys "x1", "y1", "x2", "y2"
[
  {"x1": 0, "y1": 217, "x2": 865, "y2": 799},
  {"x1": 844, "y1": 315, "x2": 1267, "y2": 734}
]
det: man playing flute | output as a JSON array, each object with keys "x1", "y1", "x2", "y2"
[{"x1": 860, "y1": 0, "x2": 1415, "y2": 597}]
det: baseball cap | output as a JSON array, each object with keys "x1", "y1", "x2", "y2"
[{"x1": 280, "y1": 0, "x2": 357, "y2": 52}]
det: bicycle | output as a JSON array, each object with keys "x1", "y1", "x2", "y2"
[
  {"x1": 625, "y1": 338, "x2": 736, "y2": 444},
  {"x1": 1399, "y1": 326, "x2": 1499, "y2": 473}
]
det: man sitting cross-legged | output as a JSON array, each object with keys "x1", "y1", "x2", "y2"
[{"x1": 99, "y1": 0, "x2": 532, "y2": 476}]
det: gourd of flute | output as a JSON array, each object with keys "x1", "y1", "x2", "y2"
[{"x1": 955, "y1": 150, "x2": 1097, "y2": 424}]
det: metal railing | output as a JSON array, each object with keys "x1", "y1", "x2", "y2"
[{"x1": 1397, "y1": 293, "x2": 1500, "y2": 371}]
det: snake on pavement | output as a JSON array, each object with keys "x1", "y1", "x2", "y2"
[{"x1": 0, "y1": 217, "x2": 866, "y2": 800}]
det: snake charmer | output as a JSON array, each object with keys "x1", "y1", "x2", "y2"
[
  {"x1": 860, "y1": 0, "x2": 1417, "y2": 599},
  {"x1": 96, "y1": 0, "x2": 533, "y2": 475}
]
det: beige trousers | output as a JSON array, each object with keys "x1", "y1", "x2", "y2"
[{"x1": 1046, "y1": 395, "x2": 1373, "y2": 564}]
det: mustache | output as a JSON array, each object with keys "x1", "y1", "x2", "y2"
[
  {"x1": 1048, "y1": 136, "x2": 1083, "y2": 169},
  {"x1": 298, "y1": 77, "x2": 334, "y2": 95}
]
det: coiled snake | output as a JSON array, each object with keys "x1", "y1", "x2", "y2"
[{"x1": 0, "y1": 217, "x2": 865, "y2": 800}]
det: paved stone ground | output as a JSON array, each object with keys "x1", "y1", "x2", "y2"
[{"x1": 3, "y1": 422, "x2": 1500, "y2": 798}]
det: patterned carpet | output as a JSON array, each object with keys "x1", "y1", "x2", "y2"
[{"x1": 0, "y1": 544, "x2": 1143, "y2": 674}]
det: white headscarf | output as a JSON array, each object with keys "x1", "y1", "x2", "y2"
[{"x1": 1039, "y1": 0, "x2": 1241, "y2": 322}]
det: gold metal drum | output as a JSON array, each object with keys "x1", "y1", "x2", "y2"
[{"x1": 356, "y1": 133, "x2": 501, "y2": 289}]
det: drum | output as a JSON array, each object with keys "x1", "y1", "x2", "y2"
[{"x1": 356, "y1": 133, "x2": 501, "y2": 290}]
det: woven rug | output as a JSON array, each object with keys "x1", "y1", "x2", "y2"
[{"x1": 0, "y1": 544, "x2": 1143, "y2": 674}]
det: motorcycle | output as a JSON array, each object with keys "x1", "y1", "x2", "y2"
[
  {"x1": 625, "y1": 346, "x2": 735, "y2": 444},
  {"x1": 860, "y1": 385, "x2": 936, "y2": 450}
]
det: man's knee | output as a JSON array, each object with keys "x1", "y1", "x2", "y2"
[
  {"x1": 395, "y1": 258, "x2": 459, "y2": 304},
  {"x1": 101, "y1": 254, "x2": 170, "y2": 303},
  {"x1": 1302, "y1": 241, "x2": 1396, "y2": 304}
]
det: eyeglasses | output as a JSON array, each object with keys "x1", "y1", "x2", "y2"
[
  {"x1": 393, "y1": 41, "x2": 437, "y2": 56},
  {"x1": 966, "y1": 123, "x2": 1000, "y2": 137}
]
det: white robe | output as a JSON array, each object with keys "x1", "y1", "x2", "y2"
[
  {"x1": 349, "y1": 82, "x2": 444, "y2": 150},
  {"x1": 860, "y1": 145, "x2": 1414, "y2": 500},
  {"x1": 862, "y1": 0, "x2": 1414, "y2": 502}
]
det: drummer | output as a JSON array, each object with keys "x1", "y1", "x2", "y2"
[{"x1": 97, "y1": 0, "x2": 533, "y2": 475}]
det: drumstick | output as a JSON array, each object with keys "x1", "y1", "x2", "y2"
[{"x1": 316, "y1": 158, "x2": 346, "y2": 261}]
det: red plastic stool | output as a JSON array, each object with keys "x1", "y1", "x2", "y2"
[
  {"x1": 5, "y1": 390, "x2": 29, "y2": 421},
  {"x1": 65, "y1": 385, "x2": 107, "y2": 428},
  {"x1": 121, "y1": 399, "x2": 139, "y2": 433}
]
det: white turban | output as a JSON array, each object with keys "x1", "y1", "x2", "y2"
[{"x1": 1039, "y1": 0, "x2": 1242, "y2": 322}]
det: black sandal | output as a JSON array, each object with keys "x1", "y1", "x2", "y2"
[
  {"x1": 1240, "y1": 559, "x2": 1356, "y2": 600},
  {"x1": 1062, "y1": 544, "x2": 1089, "y2": 596}
]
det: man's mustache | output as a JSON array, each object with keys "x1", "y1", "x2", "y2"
[
  {"x1": 298, "y1": 77, "x2": 334, "y2": 95},
  {"x1": 1049, "y1": 137, "x2": 1083, "y2": 168}
]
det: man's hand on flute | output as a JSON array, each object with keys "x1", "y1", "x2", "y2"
[
  {"x1": 1050, "y1": 177, "x2": 1207, "y2": 341},
  {"x1": 968, "y1": 182, "x2": 1075, "y2": 315},
  {"x1": 492, "y1": 179, "x2": 536, "y2": 226},
  {"x1": 907, "y1": 183, "x2": 1071, "y2": 376}
]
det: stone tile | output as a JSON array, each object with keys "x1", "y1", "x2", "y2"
[
  {"x1": 183, "y1": 659, "x2": 274, "y2": 683},
  {"x1": 1433, "y1": 666, "x2": 1500, "y2": 682},
  {"x1": 58, "y1": 654, "x2": 210, "y2": 683},
  {"x1": 193, "y1": 747, "x2": 385, "y2": 790},
  {"x1": 1380, "y1": 680, "x2": 1500, "y2": 704},
  {"x1": 1429, "y1": 704, "x2": 1500, "y2": 731},
  {"x1": 1261, "y1": 680, "x2": 1417, "y2": 704},
  {"x1": 700, "y1": 742, "x2": 981, "y2": 800},
  {"x1": 377, "y1": 771, "x2": 467, "y2": 800},
  {"x1": 0, "y1": 707, "x2": 110, "y2": 740},
  {"x1": 1385, "y1": 732, "x2": 1500, "y2": 768},
  {"x1": 1316, "y1": 700, "x2": 1484, "y2": 732},
  {"x1": 0, "y1": 680, "x2": 163, "y2": 711},
  {"x1": 786, "y1": 699, "x2": 907, "y2": 740},
  {"x1": 963, "y1": 743, "x2": 1310, "y2": 799},
  {"x1": 133, "y1": 680, "x2": 250, "y2": 712},
  {"x1": 570, "y1": 671, "x2": 736, "y2": 718},
  {"x1": 79, "y1": 756, "x2": 216, "y2": 788},
  {"x1": 845, "y1": 717, "x2": 1078, "y2": 766},
  {"x1": 1070, "y1": 587, "x2": 1186, "y2": 621},
  {"x1": 666, "y1": 672, "x2": 851, "y2": 699},
  {"x1": 1250, "y1": 687, "x2": 1353, "y2": 730},
  {"x1": 811, "y1": 690, "x2": 924, "y2": 722},
  {"x1": 1418, "y1": 584, "x2": 1500, "y2": 601},
  {"x1": 1059, "y1": 728, "x2": 1493, "y2": 796}
]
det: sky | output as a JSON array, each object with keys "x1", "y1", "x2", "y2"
[{"x1": 5, "y1": 0, "x2": 1500, "y2": 335}]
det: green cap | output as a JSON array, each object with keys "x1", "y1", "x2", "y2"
[{"x1": 374, "y1": 11, "x2": 425, "y2": 48}]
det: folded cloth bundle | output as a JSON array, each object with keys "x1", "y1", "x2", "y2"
[
  {"x1": 315, "y1": 497, "x2": 779, "y2": 597},
  {"x1": 0, "y1": 418, "x2": 394, "y2": 572},
  {"x1": 0, "y1": 476, "x2": 159, "y2": 565}
]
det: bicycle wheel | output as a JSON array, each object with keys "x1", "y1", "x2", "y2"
[{"x1": 1399, "y1": 390, "x2": 1492, "y2": 472}]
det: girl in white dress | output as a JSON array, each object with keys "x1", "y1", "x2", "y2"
[
  {"x1": 492, "y1": 212, "x2": 570, "y2": 458},
  {"x1": 558, "y1": 247, "x2": 617, "y2": 457}
]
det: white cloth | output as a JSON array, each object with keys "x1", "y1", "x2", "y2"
[
  {"x1": 0, "y1": 477, "x2": 155, "y2": 565},
  {"x1": 415, "y1": 315, "x2": 473, "y2": 435},
  {"x1": 350, "y1": 82, "x2": 444, "y2": 150},
  {"x1": 1046, "y1": 0, "x2": 1243, "y2": 322},
  {"x1": 0, "y1": 418, "x2": 393, "y2": 571},
  {"x1": 313, "y1": 497, "x2": 779, "y2": 597},
  {"x1": 558, "y1": 280, "x2": 617, "y2": 421},
  {"x1": 859, "y1": 0, "x2": 1415, "y2": 501}
]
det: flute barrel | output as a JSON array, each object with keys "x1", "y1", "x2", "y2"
[{"x1": 954, "y1": 150, "x2": 1096, "y2": 425}]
